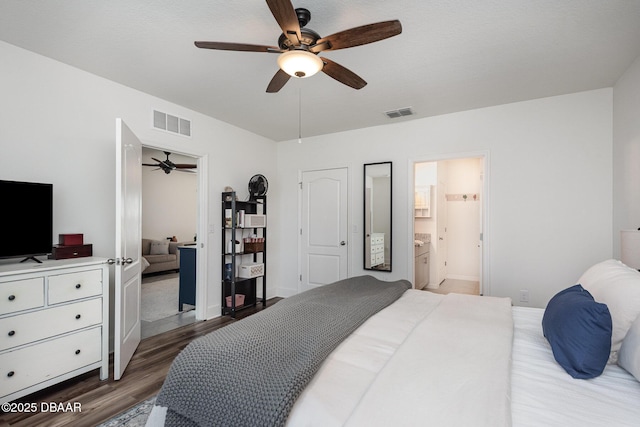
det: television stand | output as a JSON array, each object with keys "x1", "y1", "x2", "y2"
[{"x1": 19, "y1": 256, "x2": 43, "y2": 264}]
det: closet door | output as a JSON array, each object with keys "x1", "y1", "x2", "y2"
[{"x1": 300, "y1": 168, "x2": 349, "y2": 292}]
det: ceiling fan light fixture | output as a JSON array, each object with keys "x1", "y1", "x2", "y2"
[{"x1": 277, "y1": 50, "x2": 323, "y2": 78}]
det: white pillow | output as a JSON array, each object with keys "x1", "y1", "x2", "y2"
[
  {"x1": 578, "y1": 259, "x2": 640, "y2": 363},
  {"x1": 618, "y1": 314, "x2": 640, "y2": 382},
  {"x1": 149, "y1": 240, "x2": 170, "y2": 255}
]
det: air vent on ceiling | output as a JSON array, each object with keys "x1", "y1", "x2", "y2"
[
  {"x1": 153, "y1": 110, "x2": 191, "y2": 137},
  {"x1": 384, "y1": 107, "x2": 414, "y2": 119}
]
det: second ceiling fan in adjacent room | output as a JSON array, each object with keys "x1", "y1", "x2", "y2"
[{"x1": 143, "y1": 152, "x2": 197, "y2": 174}]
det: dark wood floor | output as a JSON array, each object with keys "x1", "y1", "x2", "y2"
[{"x1": 0, "y1": 298, "x2": 282, "y2": 427}]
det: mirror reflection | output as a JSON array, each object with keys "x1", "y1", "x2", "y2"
[{"x1": 364, "y1": 162, "x2": 392, "y2": 271}]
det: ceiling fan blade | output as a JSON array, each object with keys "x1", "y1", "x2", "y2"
[
  {"x1": 265, "y1": 0, "x2": 301, "y2": 45},
  {"x1": 174, "y1": 164, "x2": 197, "y2": 169},
  {"x1": 142, "y1": 163, "x2": 159, "y2": 167},
  {"x1": 320, "y1": 57, "x2": 367, "y2": 90},
  {"x1": 311, "y1": 20, "x2": 402, "y2": 53},
  {"x1": 194, "y1": 41, "x2": 282, "y2": 53},
  {"x1": 266, "y1": 69, "x2": 291, "y2": 93}
]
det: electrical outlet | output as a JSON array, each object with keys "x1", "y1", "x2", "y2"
[{"x1": 519, "y1": 290, "x2": 529, "y2": 303}]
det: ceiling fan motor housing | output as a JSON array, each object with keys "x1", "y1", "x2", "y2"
[
  {"x1": 278, "y1": 28, "x2": 320, "y2": 50},
  {"x1": 277, "y1": 8, "x2": 320, "y2": 49}
]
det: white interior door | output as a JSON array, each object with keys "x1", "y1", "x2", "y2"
[
  {"x1": 436, "y1": 163, "x2": 448, "y2": 286},
  {"x1": 478, "y1": 166, "x2": 484, "y2": 294},
  {"x1": 114, "y1": 118, "x2": 142, "y2": 380},
  {"x1": 300, "y1": 168, "x2": 348, "y2": 292}
]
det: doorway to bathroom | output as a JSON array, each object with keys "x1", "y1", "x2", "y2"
[{"x1": 413, "y1": 155, "x2": 487, "y2": 295}]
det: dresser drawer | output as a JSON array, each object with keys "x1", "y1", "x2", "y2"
[
  {"x1": 0, "y1": 278, "x2": 44, "y2": 315},
  {"x1": 0, "y1": 327, "x2": 102, "y2": 398},
  {"x1": 0, "y1": 298, "x2": 102, "y2": 351},
  {"x1": 48, "y1": 269, "x2": 102, "y2": 304}
]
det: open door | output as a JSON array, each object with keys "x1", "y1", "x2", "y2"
[
  {"x1": 114, "y1": 118, "x2": 143, "y2": 380},
  {"x1": 436, "y1": 162, "x2": 448, "y2": 286}
]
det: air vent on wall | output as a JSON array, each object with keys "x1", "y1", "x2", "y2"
[
  {"x1": 153, "y1": 110, "x2": 191, "y2": 137},
  {"x1": 384, "y1": 107, "x2": 414, "y2": 119}
]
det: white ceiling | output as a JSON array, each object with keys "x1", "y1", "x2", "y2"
[{"x1": 1, "y1": 0, "x2": 640, "y2": 142}]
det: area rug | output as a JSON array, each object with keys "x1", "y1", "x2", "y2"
[
  {"x1": 141, "y1": 277, "x2": 179, "y2": 322},
  {"x1": 97, "y1": 396, "x2": 155, "y2": 427}
]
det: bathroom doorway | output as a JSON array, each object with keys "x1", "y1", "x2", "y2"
[{"x1": 413, "y1": 155, "x2": 486, "y2": 295}]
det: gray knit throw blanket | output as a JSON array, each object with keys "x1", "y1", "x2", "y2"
[{"x1": 154, "y1": 275, "x2": 410, "y2": 427}]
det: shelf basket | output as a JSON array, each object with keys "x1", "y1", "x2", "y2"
[
  {"x1": 225, "y1": 294, "x2": 245, "y2": 307},
  {"x1": 243, "y1": 242, "x2": 264, "y2": 253}
]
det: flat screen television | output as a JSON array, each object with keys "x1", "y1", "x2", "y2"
[{"x1": 0, "y1": 180, "x2": 53, "y2": 263}]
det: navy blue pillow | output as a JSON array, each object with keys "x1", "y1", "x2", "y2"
[{"x1": 542, "y1": 284, "x2": 612, "y2": 379}]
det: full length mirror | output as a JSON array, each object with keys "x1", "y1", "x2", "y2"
[{"x1": 364, "y1": 162, "x2": 392, "y2": 271}]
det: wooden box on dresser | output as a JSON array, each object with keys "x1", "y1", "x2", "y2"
[{"x1": 0, "y1": 257, "x2": 109, "y2": 404}]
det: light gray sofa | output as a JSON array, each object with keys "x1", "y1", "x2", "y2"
[{"x1": 141, "y1": 238, "x2": 189, "y2": 275}]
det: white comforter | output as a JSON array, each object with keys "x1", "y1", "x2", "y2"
[
  {"x1": 511, "y1": 307, "x2": 640, "y2": 427},
  {"x1": 286, "y1": 290, "x2": 514, "y2": 427}
]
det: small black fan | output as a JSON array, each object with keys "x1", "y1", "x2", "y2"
[{"x1": 248, "y1": 174, "x2": 268, "y2": 198}]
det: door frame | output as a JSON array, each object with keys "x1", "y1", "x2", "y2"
[
  {"x1": 408, "y1": 151, "x2": 490, "y2": 295},
  {"x1": 298, "y1": 165, "x2": 352, "y2": 294},
  {"x1": 140, "y1": 142, "x2": 209, "y2": 320}
]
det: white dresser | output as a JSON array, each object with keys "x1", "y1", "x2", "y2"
[
  {"x1": 0, "y1": 258, "x2": 109, "y2": 403},
  {"x1": 369, "y1": 233, "x2": 385, "y2": 268}
]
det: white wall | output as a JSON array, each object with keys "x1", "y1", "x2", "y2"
[
  {"x1": 0, "y1": 41, "x2": 278, "y2": 321},
  {"x1": 142, "y1": 148, "x2": 197, "y2": 243},
  {"x1": 613, "y1": 55, "x2": 640, "y2": 257},
  {"x1": 276, "y1": 89, "x2": 613, "y2": 308}
]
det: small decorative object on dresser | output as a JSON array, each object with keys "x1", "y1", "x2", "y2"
[
  {"x1": 50, "y1": 233, "x2": 92, "y2": 259},
  {"x1": 58, "y1": 233, "x2": 84, "y2": 246},
  {"x1": 49, "y1": 244, "x2": 93, "y2": 260}
]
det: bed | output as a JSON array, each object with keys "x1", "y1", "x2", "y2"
[{"x1": 147, "y1": 260, "x2": 640, "y2": 427}]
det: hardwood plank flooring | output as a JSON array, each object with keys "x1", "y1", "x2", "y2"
[{"x1": 0, "y1": 298, "x2": 282, "y2": 427}]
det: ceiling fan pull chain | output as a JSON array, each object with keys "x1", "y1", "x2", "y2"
[{"x1": 298, "y1": 84, "x2": 302, "y2": 144}]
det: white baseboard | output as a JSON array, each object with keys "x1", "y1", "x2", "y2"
[
  {"x1": 446, "y1": 274, "x2": 479, "y2": 282},
  {"x1": 275, "y1": 287, "x2": 297, "y2": 298}
]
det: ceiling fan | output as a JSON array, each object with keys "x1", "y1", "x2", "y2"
[
  {"x1": 143, "y1": 152, "x2": 197, "y2": 174},
  {"x1": 194, "y1": 0, "x2": 402, "y2": 93}
]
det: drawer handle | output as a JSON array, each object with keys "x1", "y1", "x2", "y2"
[
  {"x1": 75, "y1": 314, "x2": 81, "y2": 320},
  {"x1": 75, "y1": 284, "x2": 82, "y2": 289},
  {"x1": 8, "y1": 295, "x2": 16, "y2": 301},
  {"x1": 75, "y1": 349, "x2": 81, "y2": 355},
  {"x1": 7, "y1": 371, "x2": 15, "y2": 378},
  {"x1": 8, "y1": 330, "x2": 15, "y2": 337}
]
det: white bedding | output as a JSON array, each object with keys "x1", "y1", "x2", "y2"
[
  {"x1": 287, "y1": 290, "x2": 513, "y2": 427},
  {"x1": 511, "y1": 306, "x2": 640, "y2": 427},
  {"x1": 286, "y1": 291, "x2": 640, "y2": 427}
]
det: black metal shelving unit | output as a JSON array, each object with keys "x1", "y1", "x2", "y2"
[{"x1": 221, "y1": 191, "x2": 266, "y2": 317}]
